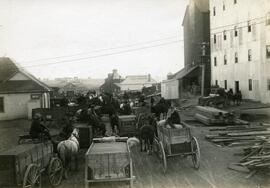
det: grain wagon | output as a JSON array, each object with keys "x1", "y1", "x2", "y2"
[
  {"x1": 153, "y1": 124, "x2": 200, "y2": 173},
  {"x1": 85, "y1": 137, "x2": 134, "y2": 188},
  {"x1": 0, "y1": 142, "x2": 63, "y2": 188}
]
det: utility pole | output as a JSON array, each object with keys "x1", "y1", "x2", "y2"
[{"x1": 200, "y1": 42, "x2": 208, "y2": 96}]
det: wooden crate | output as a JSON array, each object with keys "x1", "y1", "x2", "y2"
[
  {"x1": 118, "y1": 115, "x2": 137, "y2": 136},
  {"x1": 0, "y1": 142, "x2": 53, "y2": 186},
  {"x1": 73, "y1": 123, "x2": 93, "y2": 148},
  {"x1": 85, "y1": 142, "x2": 131, "y2": 180},
  {"x1": 158, "y1": 126, "x2": 191, "y2": 155}
]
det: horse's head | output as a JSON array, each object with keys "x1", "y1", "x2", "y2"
[{"x1": 71, "y1": 128, "x2": 79, "y2": 139}]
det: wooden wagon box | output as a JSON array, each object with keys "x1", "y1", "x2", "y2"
[
  {"x1": 118, "y1": 115, "x2": 137, "y2": 136},
  {"x1": 85, "y1": 142, "x2": 133, "y2": 187},
  {"x1": 158, "y1": 126, "x2": 192, "y2": 155},
  {"x1": 0, "y1": 143, "x2": 53, "y2": 186},
  {"x1": 73, "y1": 123, "x2": 93, "y2": 148}
]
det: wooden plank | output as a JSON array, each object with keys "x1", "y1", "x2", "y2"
[
  {"x1": 228, "y1": 164, "x2": 250, "y2": 173},
  {"x1": 227, "y1": 131, "x2": 270, "y2": 137}
]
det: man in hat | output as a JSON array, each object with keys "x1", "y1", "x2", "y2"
[{"x1": 29, "y1": 114, "x2": 51, "y2": 140}]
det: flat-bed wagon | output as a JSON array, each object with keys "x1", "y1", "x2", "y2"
[
  {"x1": 0, "y1": 142, "x2": 63, "y2": 188},
  {"x1": 85, "y1": 138, "x2": 134, "y2": 188},
  {"x1": 153, "y1": 125, "x2": 200, "y2": 173}
]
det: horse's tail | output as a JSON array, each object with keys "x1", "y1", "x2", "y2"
[{"x1": 57, "y1": 142, "x2": 66, "y2": 168}]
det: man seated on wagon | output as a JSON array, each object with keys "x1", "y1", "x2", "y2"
[
  {"x1": 29, "y1": 114, "x2": 52, "y2": 140},
  {"x1": 59, "y1": 117, "x2": 74, "y2": 140},
  {"x1": 88, "y1": 105, "x2": 106, "y2": 136},
  {"x1": 166, "y1": 105, "x2": 181, "y2": 128}
]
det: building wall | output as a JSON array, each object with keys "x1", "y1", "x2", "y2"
[
  {"x1": 0, "y1": 93, "x2": 47, "y2": 120},
  {"x1": 210, "y1": 0, "x2": 270, "y2": 103},
  {"x1": 120, "y1": 83, "x2": 153, "y2": 91},
  {"x1": 183, "y1": 0, "x2": 211, "y2": 94},
  {"x1": 161, "y1": 79, "x2": 179, "y2": 99}
]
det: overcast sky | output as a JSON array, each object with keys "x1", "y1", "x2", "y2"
[{"x1": 0, "y1": 0, "x2": 188, "y2": 81}]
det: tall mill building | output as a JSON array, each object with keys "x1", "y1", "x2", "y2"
[{"x1": 210, "y1": 0, "x2": 270, "y2": 103}]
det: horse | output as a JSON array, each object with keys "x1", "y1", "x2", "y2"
[
  {"x1": 139, "y1": 116, "x2": 156, "y2": 154},
  {"x1": 57, "y1": 128, "x2": 80, "y2": 177}
]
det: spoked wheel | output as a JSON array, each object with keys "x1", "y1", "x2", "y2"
[
  {"x1": 48, "y1": 157, "x2": 64, "y2": 187},
  {"x1": 153, "y1": 138, "x2": 167, "y2": 173},
  {"x1": 191, "y1": 137, "x2": 200, "y2": 169},
  {"x1": 23, "y1": 164, "x2": 41, "y2": 188}
]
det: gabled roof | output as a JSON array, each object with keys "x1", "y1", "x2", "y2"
[
  {"x1": 0, "y1": 57, "x2": 50, "y2": 93},
  {"x1": 120, "y1": 75, "x2": 157, "y2": 85},
  {"x1": 0, "y1": 57, "x2": 19, "y2": 82},
  {"x1": 0, "y1": 80, "x2": 49, "y2": 94}
]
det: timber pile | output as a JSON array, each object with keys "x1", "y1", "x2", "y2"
[
  {"x1": 194, "y1": 106, "x2": 245, "y2": 126},
  {"x1": 205, "y1": 124, "x2": 270, "y2": 147},
  {"x1": 228, "y1": 139, "x2": 270, "y2": 176}
]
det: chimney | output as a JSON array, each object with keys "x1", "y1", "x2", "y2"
[{"x1": 148, "y1": 74, "x2": 151, "y2": 82}]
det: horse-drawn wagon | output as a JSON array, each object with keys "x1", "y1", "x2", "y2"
[
  {"x1": 0, "y1": 142, "x2": 63, "y2": 188},
  {"x1": 118, "y1": 115, "x2": 137, "y2": 137},
  {"x1": 85, "y1": 137, "x2": 134, "y2": 188},
  {"x1": 153, "y1": 124, "x2": 200, "y2": 173}
]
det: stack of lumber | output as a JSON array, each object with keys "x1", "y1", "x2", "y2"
[
  {"x1": 194, "y1": 106, "x2": 241, "y2": 126},
  {"x1": 228, "y1": 139, "x2": 270, "y2": 176},
  {"x1": 205, "y1": 124, "x2": 270, "y2": 146}
]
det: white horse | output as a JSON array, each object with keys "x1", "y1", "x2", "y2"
[{"x1": 57, "y1": 128, "x2": 80, "y2": 177}]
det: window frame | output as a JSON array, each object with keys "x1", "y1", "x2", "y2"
[
  {"x1": 266, "y1": 12, "x2": 270, "y2": 25},
  {"x1": 266, "y1": 45, "x2": 270, "y2": 58},
  {"x1": 224, "y1": 80, "x2": 227, "y2": 90},
  {"x1": 248, "y1": 79, "x2": 253, "y2": 91},
  {"x1": 267, "y1": 79, "x2": 270, "y2": 91},
  {"x1": 224, "y1": 54, "x2": 227, "y2": 65},
  {"x1": 234, "y1": 26, "x2": 238, "y2": 37},
  {"x1": 213, "y1": 6, "x2": 216, "y2": 16},
  {"x1": 248, "y1": 49, "x2": 252, "y2": 61},
  {"x1": 248, "y1": 21, "x2": 252, "y2": 32},
  {"x1": 234, "y1": 0, "x2": 237, "y2": 4},
  {"x1": 235, "y1": 52, "x2": 238, "y2": 63},
  {"x1": 223, "y1": 30, "x2": 227, "y2": 40},
  {"x1": 214, "y1": 57, "x2": 217, "y2": 66},
  {"x1": 0, "y1": 97, "x2": 4, "y2": 113},
  {"x1": 214, "y1": 34, "x2": 217, "y2": 44}
]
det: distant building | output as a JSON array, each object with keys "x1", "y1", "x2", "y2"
[
  {"x1": 161, "y1": 0, "x2": 210, "y2": 99},
  {"x1": 210, "y1": 0, "x2": 270, "y2": 103},
  {"x1": 0, "y1": 57, "x2": 50, "y2": 120},
  {"x1": 100, "y1": 69, "x2": 123, "y2": 94},
  {"x1": 120, "y1": 74, "x2": 157, "y2": 91}
]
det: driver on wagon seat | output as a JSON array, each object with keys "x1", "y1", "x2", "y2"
[{"x1": 29, "y1": 114, "x2": 51, "y2": 140}]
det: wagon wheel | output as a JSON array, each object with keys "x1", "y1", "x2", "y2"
[
  {"x1": 48, "y1": 157, "x2": 64, "y2": 187},
  {"x1": 23, "y1": 164, "x2": 41, "y2": 188},
  {"x1": 153, "y1": 138, "x2": 167, "y2": 173},
  {"x1": 191, "y1": 137, "x2": 200, "y2": 169}
]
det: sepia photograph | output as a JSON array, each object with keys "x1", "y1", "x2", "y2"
[{"x1": 0, "y1": 0, "x2": 270, "y2": 187}]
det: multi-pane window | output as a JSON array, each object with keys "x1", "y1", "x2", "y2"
[
  {"x1": 234, "y1": 26, "x2": 238, "y2": 37},
  {"x1": 267, "y1": 79, "x2": 270, "y2": 90},
  {"x1": 224, "y1": 54, "x2": 227, "y2": 65},
  {"x1": 248, "y1": 21, "x2": 252, "y2": 32},
  {"x1": 224, "y1": 80, "x2": 227, "y2": 90},
  {"x1": 214, "y1": 57, "x2": 217, "y2": 66},
  {"x1": 266, "y1": 12, "x2": 270, "y2": 25},
  {"x1": 248, "y1": 49, "x2": 252, "y2": 61},
  {"x1": 235, "y1": 52, "x2": 238, "y2": 63},
  {"x1": 213, "y1": 7, "x2": 216, "y2": 16},
  {"x1": 248, "y1": 79, "x2": 252, "y2": 91},
  {"x1": 266, "y1": 45, "x2": 270, "y2": 58},
  {"x1": 0, "y1": 97, "x2": 4, "y2": 112},
  {"x1": 223, "y1": 31, "x2": 227, "y2": 40}
]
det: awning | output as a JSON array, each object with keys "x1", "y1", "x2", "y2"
[{"x1": 173, "y1": 65, "x2": 199, "y2": 80}]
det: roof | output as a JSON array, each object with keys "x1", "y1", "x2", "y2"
[
  {"x1": 0, "y1": 57, "x2": 19, "y2": 82},
  {"x1": 173, "y1": 65, "x2": 199, "y2": 80},
  {"x1": 0, "y1": 57, "x2": 50, "y2": 93},
  {"x1": 120, "y1": 75, "x2": 157, "y2": 85},
  {"x1": 0, "y1": 80, "x2": 49, "y2": 94}
]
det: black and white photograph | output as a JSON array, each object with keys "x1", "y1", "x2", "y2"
[{"x1": 0, "y1": 0, "x2": 270, "y2": 187}]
